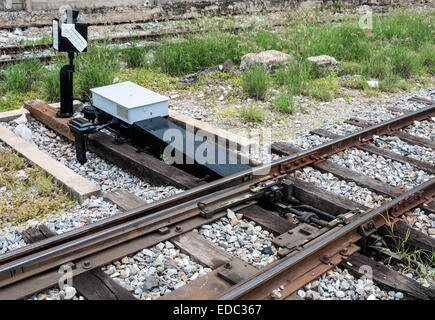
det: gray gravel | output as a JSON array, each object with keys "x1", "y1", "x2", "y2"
[
  {"x1": 291, "y1": 166, "x2": 390, "y2": 208},
  {"x1": 0, "y1": 118, "x2": 180, "y2": 255},
  {"x1": 0, "y1": 120, "x2": 181, "y2": 199},
  {"x1": 349, "y1": 87, "x2": 434, "y2": 124},
  {"x1": 403, "y1": 120, "x2": 435, "y2": 140},
  {"x1": 105, "y1": 241, "x2": 212, "y2": 300},
  {"x1": 3, "y1": 84, "x2": 434, "y2": 301},
  {"x1": 277, "y1": 87, "x2": 434, "y2": 152},
  {"x1": 329, "y1": 147, "x2": 433, "y2": 190},
  {"x1": 292, "y1": 266, "x2": 405, "y2": 300},
  {"x1": 372, "y1": 135, "x2": 434, "y2": 165},
  {"x1": 321, "y1": 122, "x2": 360, "y2": 135},
  {"x1": 403, "y1": 207, "x2": 435, "y2": 235},
  {"x1": 196, "y1": 211, "x2": 280, "y2": 268},
  {"x1": 291, "y1": 131, "x2": 330, "y2": 150},
  {"x1": 0, "y1": 196, "x2": 120, "y2": 255},
  {"x1": 30, "y1": 240, "x2": 211, "y2": 300}
]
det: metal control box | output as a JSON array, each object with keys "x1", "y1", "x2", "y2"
[{"x1": 90, "y1": 81, "x2": 169, "y2": 125}]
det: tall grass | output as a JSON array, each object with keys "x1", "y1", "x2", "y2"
[
  {"x1": 43, "y1": 65, "x2": 61, "y2": 102},
  {"x1": 2, "y1": 59, "x2": 43, "y2": 93},
  {"x1": 239, "y1": 105, "x2": 265, "y2": 123},
  {"x1": 0, "y1": 8, "x2": 433, "y2": 114},
  {"x1": 122, "y1": 42, "x2": 149, "y2": 68},
  {"x1": 274, "y1": 89, "x2": 295, "y2": 114},
  {"x1": 274, "y1": 62, "x2": 312, "y2": 95},
  {"x1": 261, "y1": 10, "x2": 434, "y2": 95},
  {"x1": 75, "y1": 45, "x2": 119, "y2": 94},
  {"x1": 242, "y1": 65, "x2": 269, "y2": 100},
  {"x1": 153, "y1": 32, "x2": 243, "y2": 75}
]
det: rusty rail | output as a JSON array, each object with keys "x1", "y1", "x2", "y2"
[
  {"x1": 215, "y1": 178, "x2": 435, "y2": 300},
  {"x1": 0, "y1": 104, "x2": 433, "y2": 299},
  {"x1": 1, "y1": 104, "x2": 433, "y2": 266},
  {"x1": 0, "y1": 22, "x2": 288, "y2": 66}
]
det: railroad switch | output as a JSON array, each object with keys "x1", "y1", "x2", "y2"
[
  {"x1": 66, "y1": 78, "x2": 250, "y2": 177},
  {"x1": 52, "y1": 11, "x2": 249, "y2": 178}
]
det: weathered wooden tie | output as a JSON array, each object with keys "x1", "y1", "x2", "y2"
[
  {"x1": 238, "y1": 204, "x2": 297, "y2": 235},
  {"x1": 173, "y1": 231, "x2": 232, "y2": 269},
  {"x1": 23, "y1": 100, "x2": 201, "y2": 189},
  {"x1": 345, "y1": 117, "x2": 435, "y2": 150},
  {"x1": 342, "y1": 252, "x2": 435, "y2": 300},
  {"x1": 21, "y1": 225, "x2": 137, "y2": 300},
  {"x1": 378, "y1": 220, "x2": 435, "y2": 253},
  {"x1": 103, "y1": 189, "x2": 147, "y2": 212},
  {"x1": 310, "y1": 128, "x2": 435, "y2": 174},
  {"x1": 272, "y1": 141, "x2": 403, "y2": 198}
]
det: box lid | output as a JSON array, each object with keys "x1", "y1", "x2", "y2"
[{"x1": 90, "y1": 81, "x2": 169, "y2": 109}]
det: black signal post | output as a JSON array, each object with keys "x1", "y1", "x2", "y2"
[{"x1": 52, "y1": 8, "x2": 88, "y2": 118}]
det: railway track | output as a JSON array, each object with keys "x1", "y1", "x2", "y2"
[
  {"x1": 0, "y1": 22, "x2": 287, "y2": 67},
  {"x1": 0, "y1": 97, "x2": 434, "y2": 300}
]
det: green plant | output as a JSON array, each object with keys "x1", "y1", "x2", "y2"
[
  {"x1": 153, "y1": 32, "x2": 243, "y2": 75},
  {"x1": 419, "y1": 43, "x2": 435, "y2": 72},
  {"x1": 242, "y1": 65, "x2": 269, "y2": 100},
  {"x1": 118, "y1": 68, "x2": 178, "y2": 91},
  {"x1": 2, "y1": 59, "x2": 43, "y2": 93},
  {"x1": 239, "y1": 105, "x2": 265, "y2": 123},
  {"x1": 42, "y1": 66, "x2": 61, "y2": 102},
  {"x1": 376, "y1": 213, "x2": 435, "y2": 276},
  {"x1": 274, "y1": 89, "x2": 295, "y2": 114},
  {"x1": 0, "y1": 147, "x2": 75, "y2": 224},
  {"x1": 305, "y1": 73, "x2": 339, "y2": 101},
  {"x1": 342, "y1": 61, "x2": 362, "y2": 75},
  {"x1": 75, "y1": 45, "x2": 119, "y2": 94},
  {"x1": 331, "y1": 0, "x2": 345, "y2": 11},
  {"x1": 274, "y1": 62, "x2": 310, "y2": 95},
  {"x1": 0, "y1": 91, "x2": 40, "y2": 112},
  {"x1": 122, "y1": 42, "x2": 149, "y2": 68},
  {"x1": 362, "y1": 51, "x2": 394, "y2": 80},
  {"x1": 389, "y1": 46, "x2": 424, "y2": 79}
]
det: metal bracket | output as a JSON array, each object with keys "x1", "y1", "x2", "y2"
[
  {"x1": 328, "y1": 209, "x2": 359, "y2": 228},
  {"x1": 197, "y1": 178, "x2": 289, "y2": 219},
  {"x1": 358, "y1": 220, "x2": 377, "y2": 251}
]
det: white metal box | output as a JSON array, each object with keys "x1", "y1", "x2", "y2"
[{"x1": 90, "y1": 81, "x2": 169, "y2": 125}]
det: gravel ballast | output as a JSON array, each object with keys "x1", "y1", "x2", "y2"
[
  {"x1": 196, "y1": 212, "x2": 280, "y2": 269},
  {"x1": 293, "y1": 266, "x2": 404, "y2": 300}
]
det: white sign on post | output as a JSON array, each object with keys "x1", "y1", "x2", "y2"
[
  {"x1": 61, "y1": 23, "x2": 87, "y2": 52},
  {"x1": 52, "y1": 20, "x2": 59, "y2": 50}
]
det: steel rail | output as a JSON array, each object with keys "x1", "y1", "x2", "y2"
[
  {"x1": 216, "y1": 177, "x2": 435, "y2": 300},
  {"x1": 0, "y1": 104, "x2": 433, "y2": 266},
  {"x1": 0, "y1": 104, "x2": 432, "y2": 298},
  {"x1": 0, "y1": 182, "x2": 256, "y2": 287},
  {"x1": 0, "y1": 22, "x2": 288, "y2": 65}
]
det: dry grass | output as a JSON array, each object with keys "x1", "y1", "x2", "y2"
[{"x1": 0, "y1": 147, "x2": 75, "y2": 223}]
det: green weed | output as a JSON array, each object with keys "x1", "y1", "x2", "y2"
[
  {"x1": 274, "y1": 89, "x2": 295, "y2": 114},
  {"x1": 242, "y1": 65, "x2": 269, "y2": 100},
  {"x1": 239, "y1": 105, "x2": 265, "y2": 123}
]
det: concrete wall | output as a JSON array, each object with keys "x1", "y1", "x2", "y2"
[
  {"x1": 2, "y1": 0, "x2": 430, "y2": 11},
  {"x1": 0, "y1": 0, "x2": 431, "y2": 28},
  {"x1": 1, "y1": 0, "x2": 299, "y2": 27},
  {"x1": 2, "y1": 0, "x2": 25, "y2": 10}
]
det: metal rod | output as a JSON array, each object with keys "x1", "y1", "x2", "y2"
[
  {"x1": 216, "y1": 177, "x2": 435, "y2": 300},
  {"x1": 292, "y1": 204, "x2": 336, "y2": 220}
]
